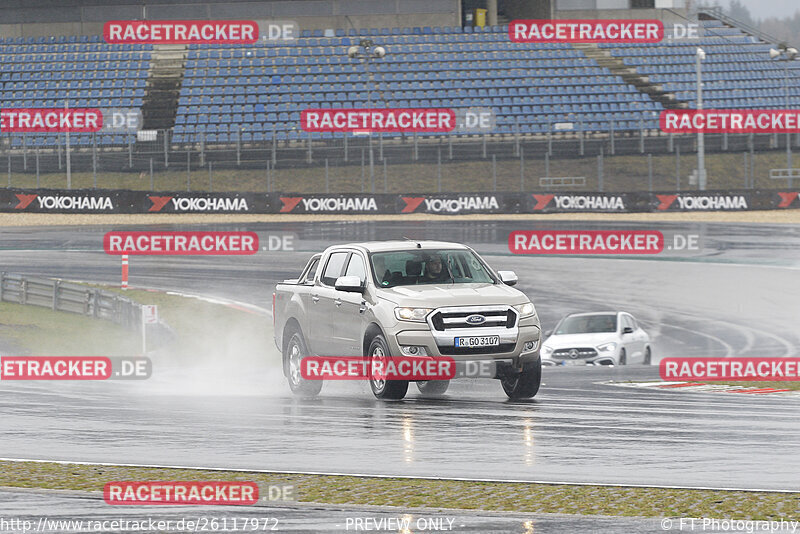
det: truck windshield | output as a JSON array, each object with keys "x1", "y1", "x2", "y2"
[{"x1": 370, "y1": 249, "x2": 496, "y2": 288}]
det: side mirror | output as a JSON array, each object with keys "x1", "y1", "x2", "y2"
[
  {"x1": 335, "y1": 275, "x2": 364, "y2": 293},
  {"x1": 497, "y1": 270, "x2": 518, "y2": 286},
  {"x1": 622, "y1": 327, "x2": 634, "y2": 335}
]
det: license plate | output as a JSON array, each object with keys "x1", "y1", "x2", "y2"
[
  {"x1": 455, "y1": 335, "x2": 500, "y2": 348},
  {"x1": 560, "y1": 359, "x2": 587, "y2": 366}
]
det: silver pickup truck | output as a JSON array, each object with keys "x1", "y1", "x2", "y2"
[{"x1": 273, "y1": 240, "x2": 542, "y2": 400}]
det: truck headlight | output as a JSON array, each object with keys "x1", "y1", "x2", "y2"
[
  {"x1": 395, "y1": 307, "x2": 433, "y2": 322},
  {"x1": 597, "y1": 342, "x2": 617, "y2": 352},
  {"x1": 514, "y1": 302, "x2": 535, "y2": 318}
]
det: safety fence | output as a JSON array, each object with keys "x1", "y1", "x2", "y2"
[{"x1": 0, "y1": 272, "x2": 142, "y2": 331}]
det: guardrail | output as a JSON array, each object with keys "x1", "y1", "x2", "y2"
[{"x1": 0, "y1": 272, "x2": 142, "y2": 331}]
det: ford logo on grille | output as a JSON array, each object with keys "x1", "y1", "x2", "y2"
[{"x1": 466, "y1": 314, "x2": 486, "y2": 325}]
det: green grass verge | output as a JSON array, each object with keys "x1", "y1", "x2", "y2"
[
  {"x1": 0, "y1": 301, "x2": 140, "y2": 356},
  {"x1": 0, "y1": 461, "x2": 798, "y2": 519},
  {"x1": 6, "y1": 148, "x2": 795, "y2": 193}
]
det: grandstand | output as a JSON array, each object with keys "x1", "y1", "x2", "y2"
[{"x1": 1, "y1": 1, "x2": 799, "y2": 193}]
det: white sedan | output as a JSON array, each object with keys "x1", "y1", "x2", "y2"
[{"x1": 541, "y1": 311, "x2": 651, "y2": 366}]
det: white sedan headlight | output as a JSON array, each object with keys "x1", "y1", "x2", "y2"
[
  {"x1": 514, "y1": 302, "x2": 536, "y2": 318},
  {"x1": 394, "y1": 307, "x2": 433, "y2": 322},
  {"x1": 597, "y1": 342, "x2": 617, "y2": 352}
]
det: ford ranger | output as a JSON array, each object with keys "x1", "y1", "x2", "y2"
[{"x1": 273, "y1": 240, "x2": 541, "y2": 400}]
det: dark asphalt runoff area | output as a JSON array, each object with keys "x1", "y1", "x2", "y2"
[{"x1": 0, "y1": 220, "x2": 799, "y2": 532}]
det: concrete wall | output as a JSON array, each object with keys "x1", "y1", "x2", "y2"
[
  {"x1": 0, "y1": 0, "x2": 459, "y2": 38},
  {"x1": 500, "y1": 0, "x2": 553, "y2": 19},
  {"x1": 554, "y1": 8, "x2": 689, "y2": 25}
]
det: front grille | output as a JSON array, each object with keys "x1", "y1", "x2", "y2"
[
  {"x1": 431, "y1": 308, "x2": 516, "y2": 331},
  {"x1": 552, "y1": 348, "x2": 598, "y2": 360},
  {"x1": 439, "y1": 343, "x2": 516, "y2": 355}
]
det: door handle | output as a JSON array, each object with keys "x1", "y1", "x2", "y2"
[
  {"x1": 312, "y1": 295, "x2": 320, "y2": 303},
  {"x1": 334, "y1": 298, "x2": 343, "y2": 307}
]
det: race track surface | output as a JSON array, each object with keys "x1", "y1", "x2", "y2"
[{"x1": 0, "y1": 220, "x2": 799, "y2": 491}]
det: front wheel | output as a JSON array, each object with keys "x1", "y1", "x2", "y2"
[
  {"x1": 416, "y1": 380, "x2": 450, "y2": 396},
  {"x1": 501, "y1": 358, "x2": 541, "y2": 400},
  {"x1": 284, "y1": 330, "x2": 322, "y2": 397},
  {"x1": 368, "y1": 334, "x2": 408, "y2": 400}
]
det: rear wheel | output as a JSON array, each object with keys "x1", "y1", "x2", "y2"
[
  {"x1": 284, "y1": 330, "x2": 322, "y2": 397},
  {"x1": 501, "y1": 358, "x2": 541, "y2": 400},
  {"x1": 618, "y1": 348, "x2": 627, "y2": 366},
  {"x1": 416, "y1": 380, "x2": 450, "y2": 396},
  {"x1": 643, "y1": 346, "x2": 652, "y2": 365},
  {"x1": 368, "y1": 334, "x2": 408, "y2": 400}
]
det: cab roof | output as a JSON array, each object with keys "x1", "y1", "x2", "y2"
[{"x1": 327, "y1": 240, "x2": 470, "y2": 253}]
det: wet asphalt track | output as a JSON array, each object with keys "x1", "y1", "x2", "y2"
[{"x1": 0, "y1": 220, "x2": 799, "y2": 499}]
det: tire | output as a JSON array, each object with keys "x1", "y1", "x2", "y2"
[
  {"x1": 501, "y1": 357, "x2": 541, "y2": 400},
  {"x1": 367, "y1": 334, "x2": 408, "y2": 400},
  {"x1": 416, "y1": 380, "x2": 450, "y2": 396},
  {"x1": 618, "y1": 348, "x2": 627, "y2": 366},
  {"x1": 643, "y1": 346, "x2": 652, "y2": 365},
  {"x1": 284, "y1": 329, "x2": 322, "y2": 397}
]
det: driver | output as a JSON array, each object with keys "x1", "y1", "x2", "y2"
[{"x1": 420, "y1": 254, "x2": 450, "y2": 283}]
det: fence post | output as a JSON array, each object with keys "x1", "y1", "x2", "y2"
[
  {"x1": 208, "y1": 161, "x2": 213, "y2": 192},
  {"x1": 149, "y1": 158, "x2": 154, "y2": 191},
  {"x1": 128, "y1": 138, "x2": 133, "y2": 168},
  {"x1": 514, "y1": 118, "x2": 520, "y2": 156},
  {"x1": 579, "y1": 119, "x2": 585, "y2": 156},
  {"x1": 609, "y1": 120, "x2": 615, "y2": 156},
  {"x1": 306, "y1": 132, "x2": 312, "y2": 164},
  {"x1": 200, "y1": 132, "x2": 205, "y2": 167},
  {"x1": 598, "y1": 148, "x2": 604, "y2": 192},
  {"x1": 413, "y1": 132, "x2": 418, "y2": 161},
  {"x1": 7, "y1": 152, "x2": 10, "y2": 188},
  {"x1": 266, "y1": 160, "x2": 271, "y2": 192},
  {"x1": 668, "y1": 132, "x2": 674, "y2": 153},
  {"x1": 676, "y1": 145, "x2": 681, "y2": 191},
  {"x1": 35, "y1": 148, "x2": 40, "y2": 188},
  {"x1": 325, "y1": 158, "x2": 329, "y2": 193},
  {"x1": 272, "y1": 126, "x2": 277, "y2": 166},
  {"x1": 722, "y1": 131, "x2": 728, "y2": 151},
  {"x1": 448, "y1": 135, "x2": 453, "y2": 160},
  {"x1": 57, "y1": 134, "x2": 63, "y2": 169},
  {"x1": 639, "y1": 118, "x2": 644, "y2": 153},
  {"x1": 383, "y1": 157, "x2": 388, "y2": 193},
  {"x1": 21, "y1": 279, "x2": 27, "y2": 305},
  {"x1": 22, "y1": 134, "x2": 27, "y2": 171},
  {"x1": 343, "y1": 132, "x2": 348, "y2": 162},
  {"x1": 647, "y1": 153, "x2": 653, "y2": 192},
  {"x1": 186, "y1": 148, "x2": 191, "y2": 191},
  {"x1": 482, "y1": 133, "x2": 487, "y2": 159},
  {"x1": 380, "y1": 132, "x2": 384, "y2": 161},
  {"x1": 437, "y1": 147, "x2": 442, "y2": 193},
  {"x1": 0, "y1": 272, "x2": 4, "y2": 302},
  {"x1": 361, "y1": 148, "x2": 365, "y2": 192},
  {"x1": 519, "y1": 145, "x2": 525, "y2": 192},
  {"x1": 547, "y1": 121, "x2": 552, "y2": 157},
  {"x1": 164, "y1": 130, "x2": 169, "y2": 168},
  {"x1": 238, "y1": 129, "x2": 243, "y2": 165},
  {"x1": 492, "y1": 154, "x2": 497, "y2": 191},
  {"x1": 93, "y1": 289, "x2": 100, "y2": 318},
  {"x1": 92, "y1": 132, "x2": 98, "y2": 187}
]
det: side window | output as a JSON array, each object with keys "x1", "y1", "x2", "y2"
[
  {"x1": 628, "y1": 316, "x2": 639, "y2": 330},
  {"x1": 321, "y1": 252, "x2": 349, "y2": 286},
  {"x1": 303, "y1": 258, "x2": 319, "y2": 284},
  {"x1": 622, "y1": 315, "x2": 634, "y2": 331},
  {"x1": 344, "y1": 254, "x2": 367, "y2": 285}
]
